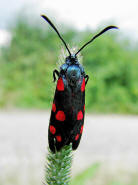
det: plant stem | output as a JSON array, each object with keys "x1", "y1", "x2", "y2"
[{"x1": 45, "y1": 144, "x2": 73, "y2": 185}]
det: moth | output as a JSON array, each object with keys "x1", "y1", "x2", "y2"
[{"x1": 41, "y1": 14, "x2": 118, "y2": 153}]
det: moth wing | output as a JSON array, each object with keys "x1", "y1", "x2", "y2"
[
  {"x1": 71, "y1": 119, "x2": 84, "y2": 150},
  {"x1": 48, "y1": 121, "x2": 67, "y2": 153},
  {"x1": 48, "y1": 130, "x2": 55, "y2": 153},
  {"x1": 72, "y1": 133, "x2": 82, "y2": 150}
]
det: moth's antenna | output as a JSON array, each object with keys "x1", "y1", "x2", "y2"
[
  {"x1": 75, "y1": 26, "x2": 118, "y2": 56},
  {"x1": 41, "y1": 14, "x2": 71, "y2": 56}
]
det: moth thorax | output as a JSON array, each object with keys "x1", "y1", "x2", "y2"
[{"x1": 67, "y1": 65, "x2": 81, "y2": 86}]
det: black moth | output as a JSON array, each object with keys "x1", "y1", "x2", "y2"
[{"x1": 41, "y1": 14, "x2": 118, "y2": 153}]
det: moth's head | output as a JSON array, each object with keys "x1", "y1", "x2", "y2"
[
  {"x1": 41, "y1": 14, "x2": 118, "y2": 86},
  {"x1": 65, "y1": 54, "x2": 78, "y2": 65},
  {"x1": 60, "y1": 54, "x2": 85, "y2": 86}
]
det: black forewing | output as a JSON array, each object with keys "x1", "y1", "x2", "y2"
[{"x1": 48, "y1": 76, "x2": 85, "y2": 152}]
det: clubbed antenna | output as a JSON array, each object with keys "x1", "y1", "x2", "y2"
[
  {"x1": 41, "y1": 14, "x2": 71, "y2": 56},
  {"x1": 75, "y1": 26, "x2": 118, "y2": 56}
]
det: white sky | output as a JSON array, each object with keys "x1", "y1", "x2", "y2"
[
  {"x1": 40, "y1": 0, "x2": 138, "y2": 40},
  {"x1": 0, "y1": 0, "x2": 138, "y2": 43},
  {"x1": 41, "y1": 1, "x2": 137, "y2": 29}
]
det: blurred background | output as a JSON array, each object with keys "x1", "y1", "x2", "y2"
[{"x1": 0, "y1": 0, "x2": 138, "y2": 185}]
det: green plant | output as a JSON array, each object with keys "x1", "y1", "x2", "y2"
[
  {"x1": 45, "y1": 145, "x2": 72, "y2": 185},
  {"x1": 71, "y1": 163, "x2": 100, "y2": 185}
]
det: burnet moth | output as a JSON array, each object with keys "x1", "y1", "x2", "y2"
[{"x1": 41, "y1": 14, "x2": 118, "y2": 153}]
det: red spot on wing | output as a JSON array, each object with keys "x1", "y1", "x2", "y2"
[
  {"x1": 75, "y1": 134, "x2": 80, "y2": 141},
  {"x1": 80, "y1": 125, "x2": 83, "y2": 134},
  {"x1": 84, "y1": 104, "x2": 85, "y2": 111},
  {"x1": 81, "y1": 78, "x2": 85, "y2": 92},
  {"x1": 56, "y1": 135, "x2": 62, "y2": 142},
  {"x1": 49, "y1": 125, "x2": 56, "y2": 134},
  {"x1": 52, "y1": 103, "x2": 56, "y2": 112},
  {"x1": 56, "y1": 111, "x2": 66, "y2": 121},
  {"x1": 77, "y1": 111, "x2": 83, "y2": 120},
  {"x1": 57, "y1": 78, "x2": 64, "y2": 91}
]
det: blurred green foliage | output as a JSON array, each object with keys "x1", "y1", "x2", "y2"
[
  {"x1": 70, "y1": 163, "x2": 138, "y2": 185},
  {"x1": 1, "y1": 162, "x2": 138, "y2": 185},
  {"x1": 71, "y1": 163, "x2": 100, "y2": 185},
  {"x1": 0, "y1": 15, "x2": 138, "y2": 113}
]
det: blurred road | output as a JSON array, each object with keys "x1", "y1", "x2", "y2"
[{"x1": 0, "y1": 110, "x2": 138, "y2": 184}]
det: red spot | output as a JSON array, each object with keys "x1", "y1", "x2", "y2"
[
  {"x1": 77, "y1": 111, "x2": 83, "y2": 120},
  {"x1": 81, "y1": 78, "x2": 85, "y2": 92},
  {"x1": 57, "y1": 78, "x2": 64, "y2": 91},
  {"x1": 49, "y1": 125, "x2": 56, "y2": 134},
  {"x1": 75, "y1": 134, "x2": 80, "y2": 141},
  {"x1": 52, "y1": 103, "x2": 56, "y2": 112},
  {"x1": 56, "y1": 111, "x2": 66, "y2": 121},
  {"x1": 80, "y1": 125, "x2": 83, "y2": 134},
  {"x1": 84, "y1": 105, "x2": 85, "y2": 111},
  {"x1": 56, "y1": 135, "x2": 62, "y2": 142}
]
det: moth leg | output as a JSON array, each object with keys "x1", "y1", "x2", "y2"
[
  {"x1": 53, "y1": 69, "x2": 59, "y2": 82},
  {"x1": 84, "y1": 74, "x2": 89, "y2": 85}
]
